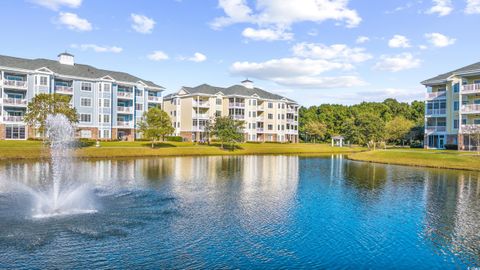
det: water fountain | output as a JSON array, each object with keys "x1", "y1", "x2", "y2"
[{"x1": 26, "y1": 114, "x2": 97, "y2": 218}]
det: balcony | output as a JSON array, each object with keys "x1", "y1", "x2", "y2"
[
  {"x1": 192, "y1": 126, "x2": 206, "y2": 132},
  {"x1": 425, "y1": 126, "x2": 447, "y2": 133},
  {"x1": 257, "y1": 105, "x2": 265, "y2": 110},
  {"x1": 117, "y1": 92, "x2": 134, "y2": 99},
  {"x1": 461, "y1": 124, "x2": 480, "y2": 133},
  {"x1": 3, "y1": 115, "x2": 24, "y2": 122},
  {"x1": 256, "y1": 116, "x2": 264, "y2": 122},
  {"x1": 193, "y1": 100, "x2": 210, "y2": 107},
  {"x1": 425, "y1": 91, "x2": 446, "y2": 100},
  {"x1": 425, "y1": 108, "x2": 446, "y2": 116},
  {"x1": 232, "y1": 115, "x2": 245, "y2": 120},
  {"x1": 461, "y1": 83, "x2": 480, "y2": 95},
  {"x1": 148, "y1": 96, "x2": 162, "y2": 103},
  {"x1": 287, "y1": 119, "x2": 297, "y2": 124},
  {"x1": 117, "y1": 121, "x2": 133, "y2": 128},
  {"x1": 3, "y1": 98, "x2": 27, "y2": 106},
  {"x1": 117, "y1": 106, "x2": 133, "y2": 113},
  {"x1": 3, "y1": 79, "x2": 27, "y2": 89},
  {"x1": 55, "y1": 85, "x2": 73, "y2": 94},
  {"x1": 193, "y1": 113, "x2": 209, "y2": 119},
  {"x1": 461, "y1": 104, "x2": 480, "y2": 114},
  {"x1": 256, "y1": 128, "x2": 264, "y2": 133},
  {"x1": 229, "y1": 102, "x2": 245, "y2": 108}
]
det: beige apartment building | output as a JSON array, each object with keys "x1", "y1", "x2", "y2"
[{"x1": 163, "y1": 80, "x2": 299, "y2": 143}]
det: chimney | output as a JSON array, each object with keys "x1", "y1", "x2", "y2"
[
  {"x1": 58, "y1": 52, "x2": 75, "y2": 65},
  {"x1": 241, "y1": 79, "x2": 254, "y2": 89}
]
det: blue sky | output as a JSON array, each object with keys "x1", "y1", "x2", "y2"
[{"x1": 1, "y1": 0, "x2": 479, "y2": 106}]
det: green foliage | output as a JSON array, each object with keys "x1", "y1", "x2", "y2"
[
  {"x1": 138, "y1": 107, "x2": 175, "y2": 148},
  {"x1": 299, "y1": 98, "x2": 424, "y2": 146},
  {"x1": 24, "y1": 93, "x2": 78, "y2": 137},
  {"x1": 165, "y1": 136, "x2": 183, "y2": 142},
  {"x1": 304, "y1": 120, "x2": 327, "y2": 143},
  {"x1": 212, "y1": 116, "x2": 245, "y2": 150},
  {"x1": 385, "y1": 116, "x2": 415, "y2": 144}
]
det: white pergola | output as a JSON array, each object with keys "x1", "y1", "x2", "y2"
[{"x1": 331, "y1": 136, "x2": 345, "y2": 147}]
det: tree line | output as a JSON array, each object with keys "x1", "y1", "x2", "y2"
[{"x1": 299, "y1": 98, "x2": 425, "y2": 146}]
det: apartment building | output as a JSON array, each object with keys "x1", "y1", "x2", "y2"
[
  {"x1": 0, "y1": 53, "x2": 164, "y2": 140},
  {"x1": 422, "y1": 62, "x2": 480, "y2": 150},
  {"x1": 163, "y1": 80, "x2": 299, "y2": 143}
]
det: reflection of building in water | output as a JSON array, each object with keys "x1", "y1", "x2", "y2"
[
  {"x1": 0, "y1": 161, "x2": 49, "y2": 190},
  {"x1": 423, "y1": 170, "x2": 480, "y2": 265}
]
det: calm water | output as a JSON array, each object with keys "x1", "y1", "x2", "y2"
[{"x1": 0, "y1": 155, "x2": 479, "y2": 269}]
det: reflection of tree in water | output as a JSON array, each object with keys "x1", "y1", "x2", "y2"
[
  {"x1": 342, "y1": 161, "x2": 388, "y2": 191},
  {"x1": 215, "y1": 156, "x2": 244, "y2": 179},
  {"x1": 141, "y1": 158, "x2": 174, "y2": 183},
  {"x1": 423, "y1": 170, "x2": 480, "y2": 266}
]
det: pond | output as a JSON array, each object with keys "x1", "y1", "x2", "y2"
[{"x1": 0, "y1": 155, "x2": 479, "y2": 269}]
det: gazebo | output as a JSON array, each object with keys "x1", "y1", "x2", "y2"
[{"x1": 331, "y1": 136, "x2": 345, "y2": 147}]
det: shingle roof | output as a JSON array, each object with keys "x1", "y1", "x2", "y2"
[
  {"x1": 167, "y1": 83, "x2": 296, "y2": 103},
  {"x1": 0, "y1": 54, "x2": 164, "y2": 89},
  {"x1": 421, "y1": 61, "x2": 480, "y2": 85}
]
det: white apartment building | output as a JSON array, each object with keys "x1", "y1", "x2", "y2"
[
  {"x1": 0, "y1": 53, "x2": 164, "y2": 140},
  {"x1": 163, "y1": 80, "x2": 299, "y2": 143}
]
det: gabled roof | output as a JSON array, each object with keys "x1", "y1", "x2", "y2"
[
  {"x1": 166, "y1": 83, "x2": 297, "y2": 103},
  {"x1": 0, "y1": 54, "x2": 164, "y2": 90},
  {"x1": 421, "y1": 61, "x2": 480, "y2": 86}
]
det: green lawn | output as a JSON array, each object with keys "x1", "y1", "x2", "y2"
[
  {"x1": 0, "y1": 140, "x2": 364, "y2": 160},
  {"x1": 348, "y1": 148, "x2": 480, "y2": 171}
]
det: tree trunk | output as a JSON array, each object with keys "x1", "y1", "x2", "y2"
[{"x1": 151, "y1": 139, "x2": 154, "y2": 148}]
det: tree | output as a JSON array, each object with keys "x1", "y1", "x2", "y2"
[
  {"x1": 355, "y1": 112, "x2": 385, "y2": 148},
  {"x1": 24, "y1": 93, "x2": 78, "y2": 139},
  {"x1": 304, "y1": 120, "x2": 327, "y2": 143},
  {"x1": 212, "y1": 116, "x2": 244, "y2": 150},
  {"x1": 385, "y1": 116, "x2": 414, "y2": 145},
  {"x1": 138, "y1": 107, "x2": 174, "y2": 148}
]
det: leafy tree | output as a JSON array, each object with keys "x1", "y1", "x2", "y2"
[
  {"x1": 354, "y1": 112, "x2": 385, "y2": 147},
  {"x1": 138, "y1": 107, "x2": 174, "y2": 148},
  {"x1": 212, "y1": 116, "x2": 244, "y2": 150},
  {"x1": 385, "y1": 116, "x2": 415, "y2": 145},
  {"x1": 304, "y1": 120, "x2": 327, "y2": 143},
  {"x1": 24, "y1": 93, "x2": 78, "y2": 138}
]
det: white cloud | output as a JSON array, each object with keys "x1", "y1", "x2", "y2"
[
  {"x1": 57, "y1": 12, "x2": 92, "y2": 31},
  {"x1": 425, "y1": 32, "x2": 456, "y2": 47},
  {"x1": 148, "y1": 51, "x2": 169, "y2": 61},
  {"x1": 374, "y1": 53, "x2": 421, "y2": 72},
  {"x1": 242, "y1": 27, "x2": 293, "y2": 41},
  {"x1": 31, "y1": 0, "x2": 81, "y2": 10},
  {"x1": 131, "y1": 13, "x2": 155, "y2": 34},
  {"x1": 71, "y1": 44, "x2": 123, "y2": 53},
  {"x1": 188, "y1": 52, "x2": 207, "y2": 62},
  {"x1": 419, "y1": 45, "x2": 428, "y2": 50},
  {"x1": 426, "y1": 0, "x2": 453, "y2": 16},
  {"x1": 292, "y1": 43, "x2": 372, "y2": 63},
  {"x1": 356, "y1": 36, "x2": 370, "y2": 44},
  {"x1": 466, "y1": 0, "x2": 480, "y2": 14},
  {"x1": 211, "y1": 0, "x2": 362, "y2": 38},
  {"x1": 388, "y1": 35, "x2": 411, "y2": 48}
]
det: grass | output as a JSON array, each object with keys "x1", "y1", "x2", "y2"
[
  {"x1": 348, "y1": 148, "x2": 480, "y2": 171},
  {"x1": 0, "y1": 140, "x2": 364, "y2": 160}
]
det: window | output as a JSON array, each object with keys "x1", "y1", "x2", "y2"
[
  {"x1": 282, "y1": 114, "x2": 285, "y2": 120},
  {"x1": 252, "y1": 99, "x2": 257, "y2": 106},
  {"x1": 103, "y1": 130, "x2": 110, "y2": 138},
  {"x1": 252, "y1": 111, "x2": 256, "y2": 117},
  {"x1": 268, "y1": 103, "x2": 273, "y2": 109},
  {"x1": 215, "y1": 110, "x2": 221, "y2": 117},
  {"x1": 103, "y1": 83, "x2": 111, "y2": 92},
  {"x1": 454, "y1": 101, "x2": 459, "y2": 111},
  {"x1": 268, "y1": 113, "x2": 273, "y2": 119},
  {"x1": 80, "y1": 114, "x2": 92, "y2": 123},
  {"x1": 135, "y1": 103, "x2": 143, "y2": 111},
  {"x1": 136, "y1": 89, "x2": 143, "y2": 96},
  {"x1": 278, "y1": 114, "x2": 280, "y2": 119},
  {"x1": 103, "y1": 115, "x2": 110, "y2": 123},
  {"x1": 454, "y1": 120, "x2": 459, "y2": 129},
  {"x1": 6, "y1": 125, "x2": 25, "y2": 139},
  {"x1": 453, "y1": 83, "x2": 460, "y2": 93},
  {"x1": 268, "y1": 124, "x2": 273, "y2": 130},
  {"x1": 462, "y1": 119, "x2": 467, "y2": 125},
  {"x1": 81, "y1": 82, "x2": 92, "y2": 92},
  {"x1": 39, "y1": 76, "x2": 48, "y2": 86},
  {"x1": 475, "y1": 80, "x2": 480, "y2": 84},
  {"x1": 278, "y1": 103, "x2": 281, "y2": 109},
  {"x1": 216, "y1": 98, "x2": 222, "y2": 105},
  {"x1": 80, "y1": 130, "x2": 92, "y2": 138},
  {"x1": 80, "y1": 98, "x2": 92, "y2": 107},
  {"x1": 104, "y1": 99, "x2": 110, "y2": 108},
  {"x1": 282, "y1": 104, "x2": 285, "y2": 109},
  {"x1": 475, "y1": 119, "x2": 480, "y2": 125}
]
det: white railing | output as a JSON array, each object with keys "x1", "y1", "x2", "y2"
[
  {"x1": 148, "y1": 96, "x2": 162, "y2": 102},
  {"x1": 193, "y1": 100, "x2": 210, "y2": 107},
  {"x1": 117, "y1": 106, "x2": 133, "y2": 113},
  {"x1": 55, "y1": 85, "x2": 73, "y2": 94},
  {"x1": 229, "y1": 102, "x2": 245, "y2": 108},
  {"x1": 257, "y1": 105, "x2": 265, "y2": 110},
  {"x1": 425, "y1": 126, "x2": 447, "y2": 133},
  {"x1": 3, "y1": 98, "x2": 27, "y2": 106},
  {"x1": 425, "y1": 91, "x2": 446, "y2": 100},
  {"x1": 3, "y1": 115, "x2": 24, "y2": 122},
  {"x1": 256, "y1": 128, "x2": 264, "y2": 132},
  {"x1": 233, "y1": 115, "x2": 245, "y2": 120},
  {"x1": 193, "y1": 113, "x2": 209, "y2": 119},
  {"x1": 461, "y1": 104, "x2": 480, "y2": 113},
  {"x1": 3, "y1": 79, "x2": 27, "y2": 88},
  {"x1": 256, "y1": 116, "x2": 264, "y2": 121},
  {"x1": 461, "y1": 124, "x2": 480, "y2": 133},
  {"x1": 426, "y1": 108, "x2": 446, "y2": 115},
  {"x1": 117, "y1": 92, "x2": 133, "y2": 98},
  {"x1": 462, "y1": 83, "x2": 480, "y2": 94},
  {"x1": 117, "y1": 121, "x2": 133, "y2": 127},
  {"x1": 192, "y1": 126, "x2": 206, "y2": 131}
]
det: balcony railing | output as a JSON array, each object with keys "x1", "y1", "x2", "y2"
[
  {"x1": 148, "y1": 96, "x2": 162, "y2": 102},
  {"x1": 287, "y1": 119, "x2": 297, "y2": 124},
  {"x1": 192, "y1": 126, "x2": 206, "y2": 131},
  {"x1": 117, "y1": 92, "x2": 133, "y2": 98},
  {"x1": 256, "y1": 128, "x2": 264, "y2": 132},
  {"x1": 425, "y1": 126, "x2": 446, "y2": 133},
  {"x1": 425, "y1": 91, "x2": 446, "y2": 100},
  {"x1": 229, "y1": 102, "x2": 245, "y2": 108},
  {"x1": 256, "y1": 116, "x2": 264, "y2": 122},
  {"x1": 55, "y1": 85, "x2": 73, "y2": 94},
  {"x1": 3, "y1": 115, "x2": 24, "y2": 122},
  {"x1": 462, "y1": 83, "x2": 480, "y2": 94},
  {"x1": 461, "y1": 104, "x2": 480, "y2": 114},
  {"x1": 232, "y1": 115, "x2": 245, "y2": 120},
  {"x1": 3, "y1": 98, "x2": 27, "y2": 106},
  {"x1": 193, "y1": 100, "x2": 210, "y2": 107},
  {"x1": 461, "y1": 124, "x2": 480, "y2": 133},
  {"x1": 257, "y1": 105, "x2": 265, "y2": 110},
  {"x1": 117, "y1": 106, "x2": 133, "y2": 113},
  {"x1": 3, "y1": 79, "x2": 27, "y2": 89},
  {"x1": 193, "y1": 113, "x2": 209, "y2": 119},
  {"x1": 426, "y1": 108, "x2": 446, "y2": 115},
  {"x1": 117, "y1": 121, "x2": 133, "y2": 127}
]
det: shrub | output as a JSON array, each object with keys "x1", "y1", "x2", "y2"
[
  {"x1": 165, "y1": 136, "x2": 183, "y2": 142},
  {"x1": 444, "y1": 144, "x2": 458, "y2": 150},
  {"x1": 410, "y1": 141, "x2": 424, "y2": 148},
  {"x1": 76, "y1": 138, "x2": 96, "y2": 148}
]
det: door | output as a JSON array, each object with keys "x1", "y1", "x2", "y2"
[{"x1": 439, "y1": 136, "x2": 445, "y2": 149}]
